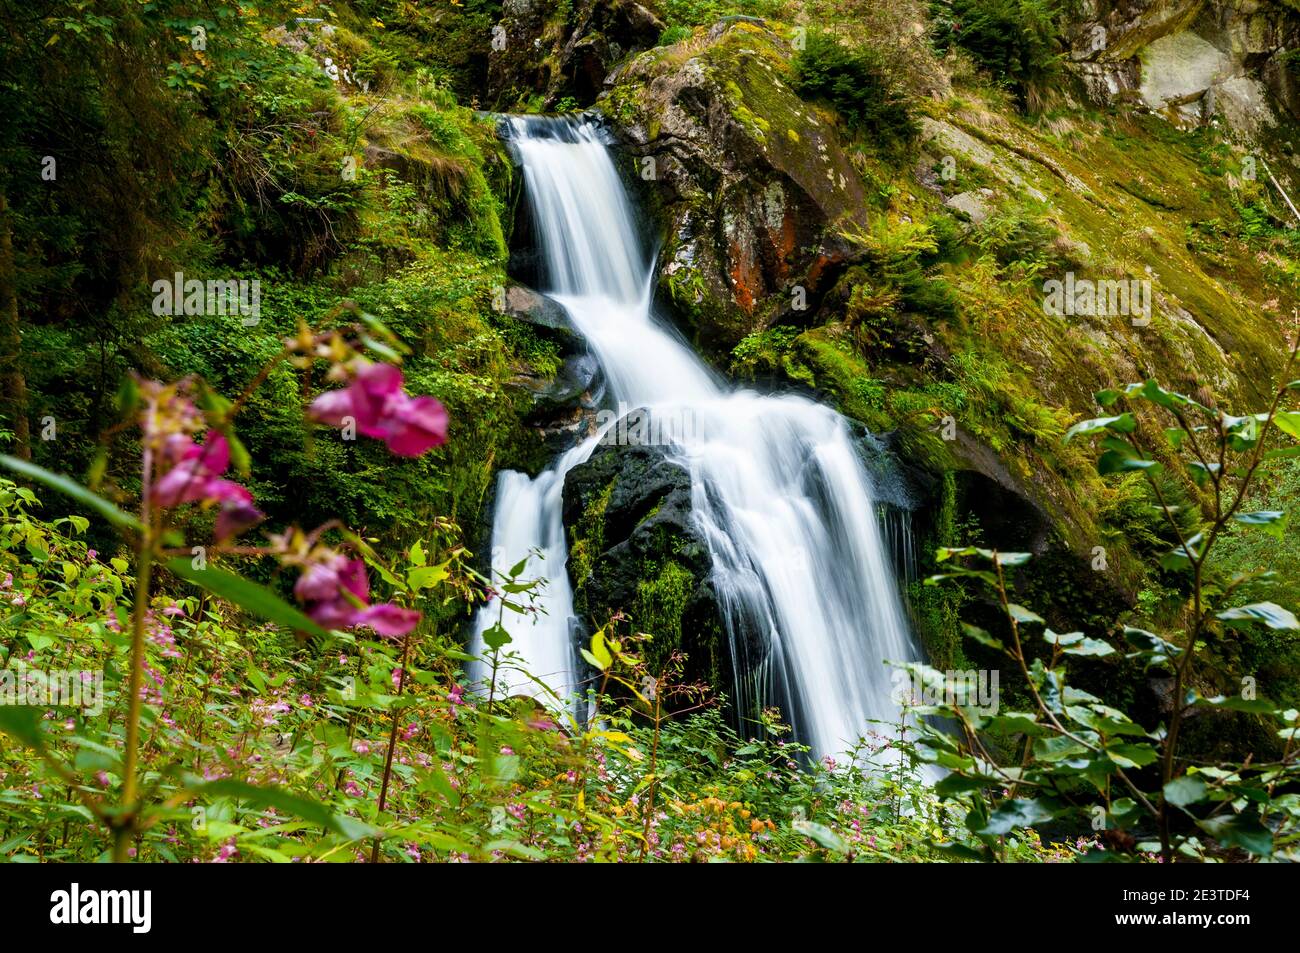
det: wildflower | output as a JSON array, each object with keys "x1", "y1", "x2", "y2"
[
  {"x1": 150, "y1": 431, "x2": 263, "y2": 542},
  {"x1": 292, "y1": 551, "x2": 419, "y2": 637},
  {"x1": 309, "y1": 361, "x2": 448, "y2": 457},
  {"x1": 86, "y1": 549, "x2": 97, "y2": 560}
]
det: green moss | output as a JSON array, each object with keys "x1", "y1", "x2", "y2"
[
  {"x1": 634, "y1": 559, "x2": 696, "y2": 670},
  {"x1": 568, "y1": 479, "x2": 614, "y2": 586}
]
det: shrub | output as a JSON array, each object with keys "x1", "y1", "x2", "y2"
[
  {"x1": 930, "y1": 0, "x2": 1063, "y2": 110},
  {"x1": 791, "y1": 31, "x2": 919, "y2": 155}
]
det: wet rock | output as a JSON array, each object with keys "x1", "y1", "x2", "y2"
[
  {"x1": 562, "y1": 436, "x2": 724, "y2": 687},
  {"x1": 487, "y1": 0, "x2": 665, "y2": 109}
]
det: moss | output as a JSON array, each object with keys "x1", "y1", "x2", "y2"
[
  {"x1": 634, "y1": 558, "x2": 696, "y2": 671},
  {"x1": 568, "y1": 478, "x2": 614, "y2": 587},
  {"x1": 908, "y1": 471, "x2": 971, "y2": 671}
]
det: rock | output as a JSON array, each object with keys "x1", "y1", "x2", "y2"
[
  {"x1": 944, "y1": 189, "x2": 994, "y2": 225},
  {"x1": 487, "y1": 0, "x2": 665, "y2": 109},
  {"x1": 601, "y1": 20, "x2": 870, "y2": 354},
  {"x1": 1064, "y1": 2, "x2": 1300, "y2": 137},
  {"x1": 1209, "y1": 74, "x2": 1275, "y2": 137},
  {"x1": 501, "y1": 283, "x2": 576, "y2": 336},
  {"x1": 562, "y1": 435, "x2": 724, "y2": 687},
  {"x1": 1138, "y1": 30, "x2": 1229, "y2": 121}
]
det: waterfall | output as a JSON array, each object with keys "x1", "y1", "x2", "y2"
[{"x1": 471, "y1": 116, "x2": 926, "y2": 761}]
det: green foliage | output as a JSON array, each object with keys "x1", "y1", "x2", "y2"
[
  {"x1": 930, "y1": 0, "x2": 1064, "y2": 110},
  {"x1": 916, "y1": 374, "x2": 1300, "y2": 862},
  {"x1": 791, "y1": 30, "x2": 918, "y2": 156}
]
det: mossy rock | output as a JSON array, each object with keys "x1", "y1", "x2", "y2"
[{"x1": 561, "y1": 437, "x2": 723, "y2": 688}]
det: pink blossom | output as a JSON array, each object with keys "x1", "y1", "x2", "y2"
[
  {"x1": 309, "y1": 361, "x2": 448, "y2": 457},
  {"x1": 151, "y1": 432, "x2": 263, "y2": 541},
  {"x1": 293, "y1": 552, "x2": 419, "y2": 637}
]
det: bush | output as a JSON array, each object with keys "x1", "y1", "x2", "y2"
[
  {"x1": 791, "y1": 31, "x2": 919, "y2": 155},
  {"x1": 930, "y1": 0, "x2": 1063, "y2": 110}
]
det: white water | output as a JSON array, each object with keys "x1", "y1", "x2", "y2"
[{"x1": 471, "y1": 116, "x2": 924, "y2": 760}]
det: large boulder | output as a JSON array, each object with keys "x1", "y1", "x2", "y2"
[
  {"x1": 562, "y1": 436, "x2": 727, "y2": 688},
  {"x1": 1065, "y1": 0, "x2": 1300, "y2": 135},
  {"x1": 600, "y1": 20, "x2": 872, "y2": 354}
]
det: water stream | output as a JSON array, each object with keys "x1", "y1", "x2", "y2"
[{"x1": 471, "y1": 116, "x2": 926, "y2": 761}]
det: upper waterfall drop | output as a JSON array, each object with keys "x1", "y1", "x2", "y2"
[{"x1": 472, "y1": 115, "x2": 925, "y2": 760}]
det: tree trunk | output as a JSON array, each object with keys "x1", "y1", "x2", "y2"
[{"x1": 0, "y1": 192, "x2": 31, "y2": 460}]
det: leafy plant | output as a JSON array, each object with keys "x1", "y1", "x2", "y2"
[{"x1": 909, "y1": 349, "x2": 1300, "y2": 862}]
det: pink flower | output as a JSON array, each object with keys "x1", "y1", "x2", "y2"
[
  {"x1": 309, "y1": 362, "x2": 448, "y2": 457},
  {"x1": 86, "y1": 549, "x2": 98, "y2": 560},
  {"x1": 151, "y1": 432, "x2": 263, "y2": 541},
  {"x1": 293, "y1": 552, "x2": 419, "y2": 637}
]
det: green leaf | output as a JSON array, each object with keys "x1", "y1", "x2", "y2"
[
  {"x1": 1216, "y1": 602, "x2": 1300, "y2": 630},
  {"x1": 1045, "y1": 630, "x2": 1115, "y2": 657},
  {"x1": 406, "y1": 564, "x2": 449, "y2": 592},
  {"x1": 792, "y1": 819, "x2": 848, "y2": 854},
  {"x1": 1123, "y1": 627, "x2": 1183, "y2": 668},
  {"x1": 976, "y1": 798, "x2": 1056, "y2": 836},
  {"x1": 1105, "y1": 743, "x2": 1159, "y2": 768},
  {"x1": 482, "y1": 623, "x2": 512, "y2": 652},
  {"x1": 1063, "y1": 413, "x2": 1136, "y2": 443},
  {"x1": 0, "y1": 706, "x2": 46, "y2": 749},
  {"x1": 1191, "y1": 693, "x2": 1277, "y2": 714},
  {"x1": 1097, "y1": 450, "x2": 1161, "y2": 476},
  {"x1": 1232, "y1": 510, "x2": 1287, "y2": 539},
  {"x1": 165, "y1": 559, "x2": 329, "y2": 638},
  {"x1": 1164, "y1": 775, "x2": 1209, "y2": 808},
  {"x1": 0, "y1": 455, "x2": 143, "y2": 531},
  {"x1": 1196, "y1": 813, "x2": 1272, "y2": 856},
  {"x1": 1007, "y1": 604, "x2": 1045, "y2": 625},
  {"x1": 962, "y1": 622, "x2": 1004, "y2": 651},
  {"x1": 1272, "y1": 410, "x2": 1300, "y2": 441},
  {"x1": 189, "y1": 779, "x2": 377, "y2": 840},
  {"x1": 1094, "y1": 389, "x2": 1120, "y2": 407}
]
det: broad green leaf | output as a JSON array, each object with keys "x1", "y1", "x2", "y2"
[
  {"x1": 793, "y1": 819, "x2": 848, "y2": 854},
  {"x1": 1007, "y1": 604, "x2": 1044, "y2": 625},
  {"x1": 1105, "y1": 743, "x2": 1159, "y2": 768},
  {"x1": 1191, "y1": 693, "x2": 1277, "y2": 714},
  {"x1": 1216, "y1": 602, "x2": 1300, "y2": 630},
  {"x1": 407, "y1": 563, "x2": 449, "y2": 592},
  {"x1": 482, "y1": 623, "x2": 512, "y2": 652},
  {"x1": 1272, "y1": 410, "x2": 1300, "y2": 441},
  {"x1": 1164, "y1": 775, "x2": 1209, "y2": 808},
  {"x1": 1063, "y1": 413, "x2": 1135, "y2": 443},
  {"x1": 0, "y1": 706, "x2": 46, "y2": 749},
  {"x1": 1196, "y1": 813, "x2": 1272, "y2": 856},
  {"x1": 976, "y1": 798, "x2": 1056, "y2": 836},
  {"x1": 189, "y1": 778, "x2": 377, "y2": 840},
  {"x1": 962, "y1": 622, "x2": 1004, "y2": 651}
]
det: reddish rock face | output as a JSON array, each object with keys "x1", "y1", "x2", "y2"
[{"x1": 602, "y1": 21, "x2": 871, "y2": 354}]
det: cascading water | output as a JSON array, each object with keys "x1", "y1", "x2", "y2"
[{"x1": 471, "y1": 116, "x2": 926, "y2": 761}]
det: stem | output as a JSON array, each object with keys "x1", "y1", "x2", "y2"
[
  {"x1": 115, "y1": 445, "x2": 155, "y2": 863},
  {"x1": 370, "y1": 632, "x2": 413, "y2": 863}
]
